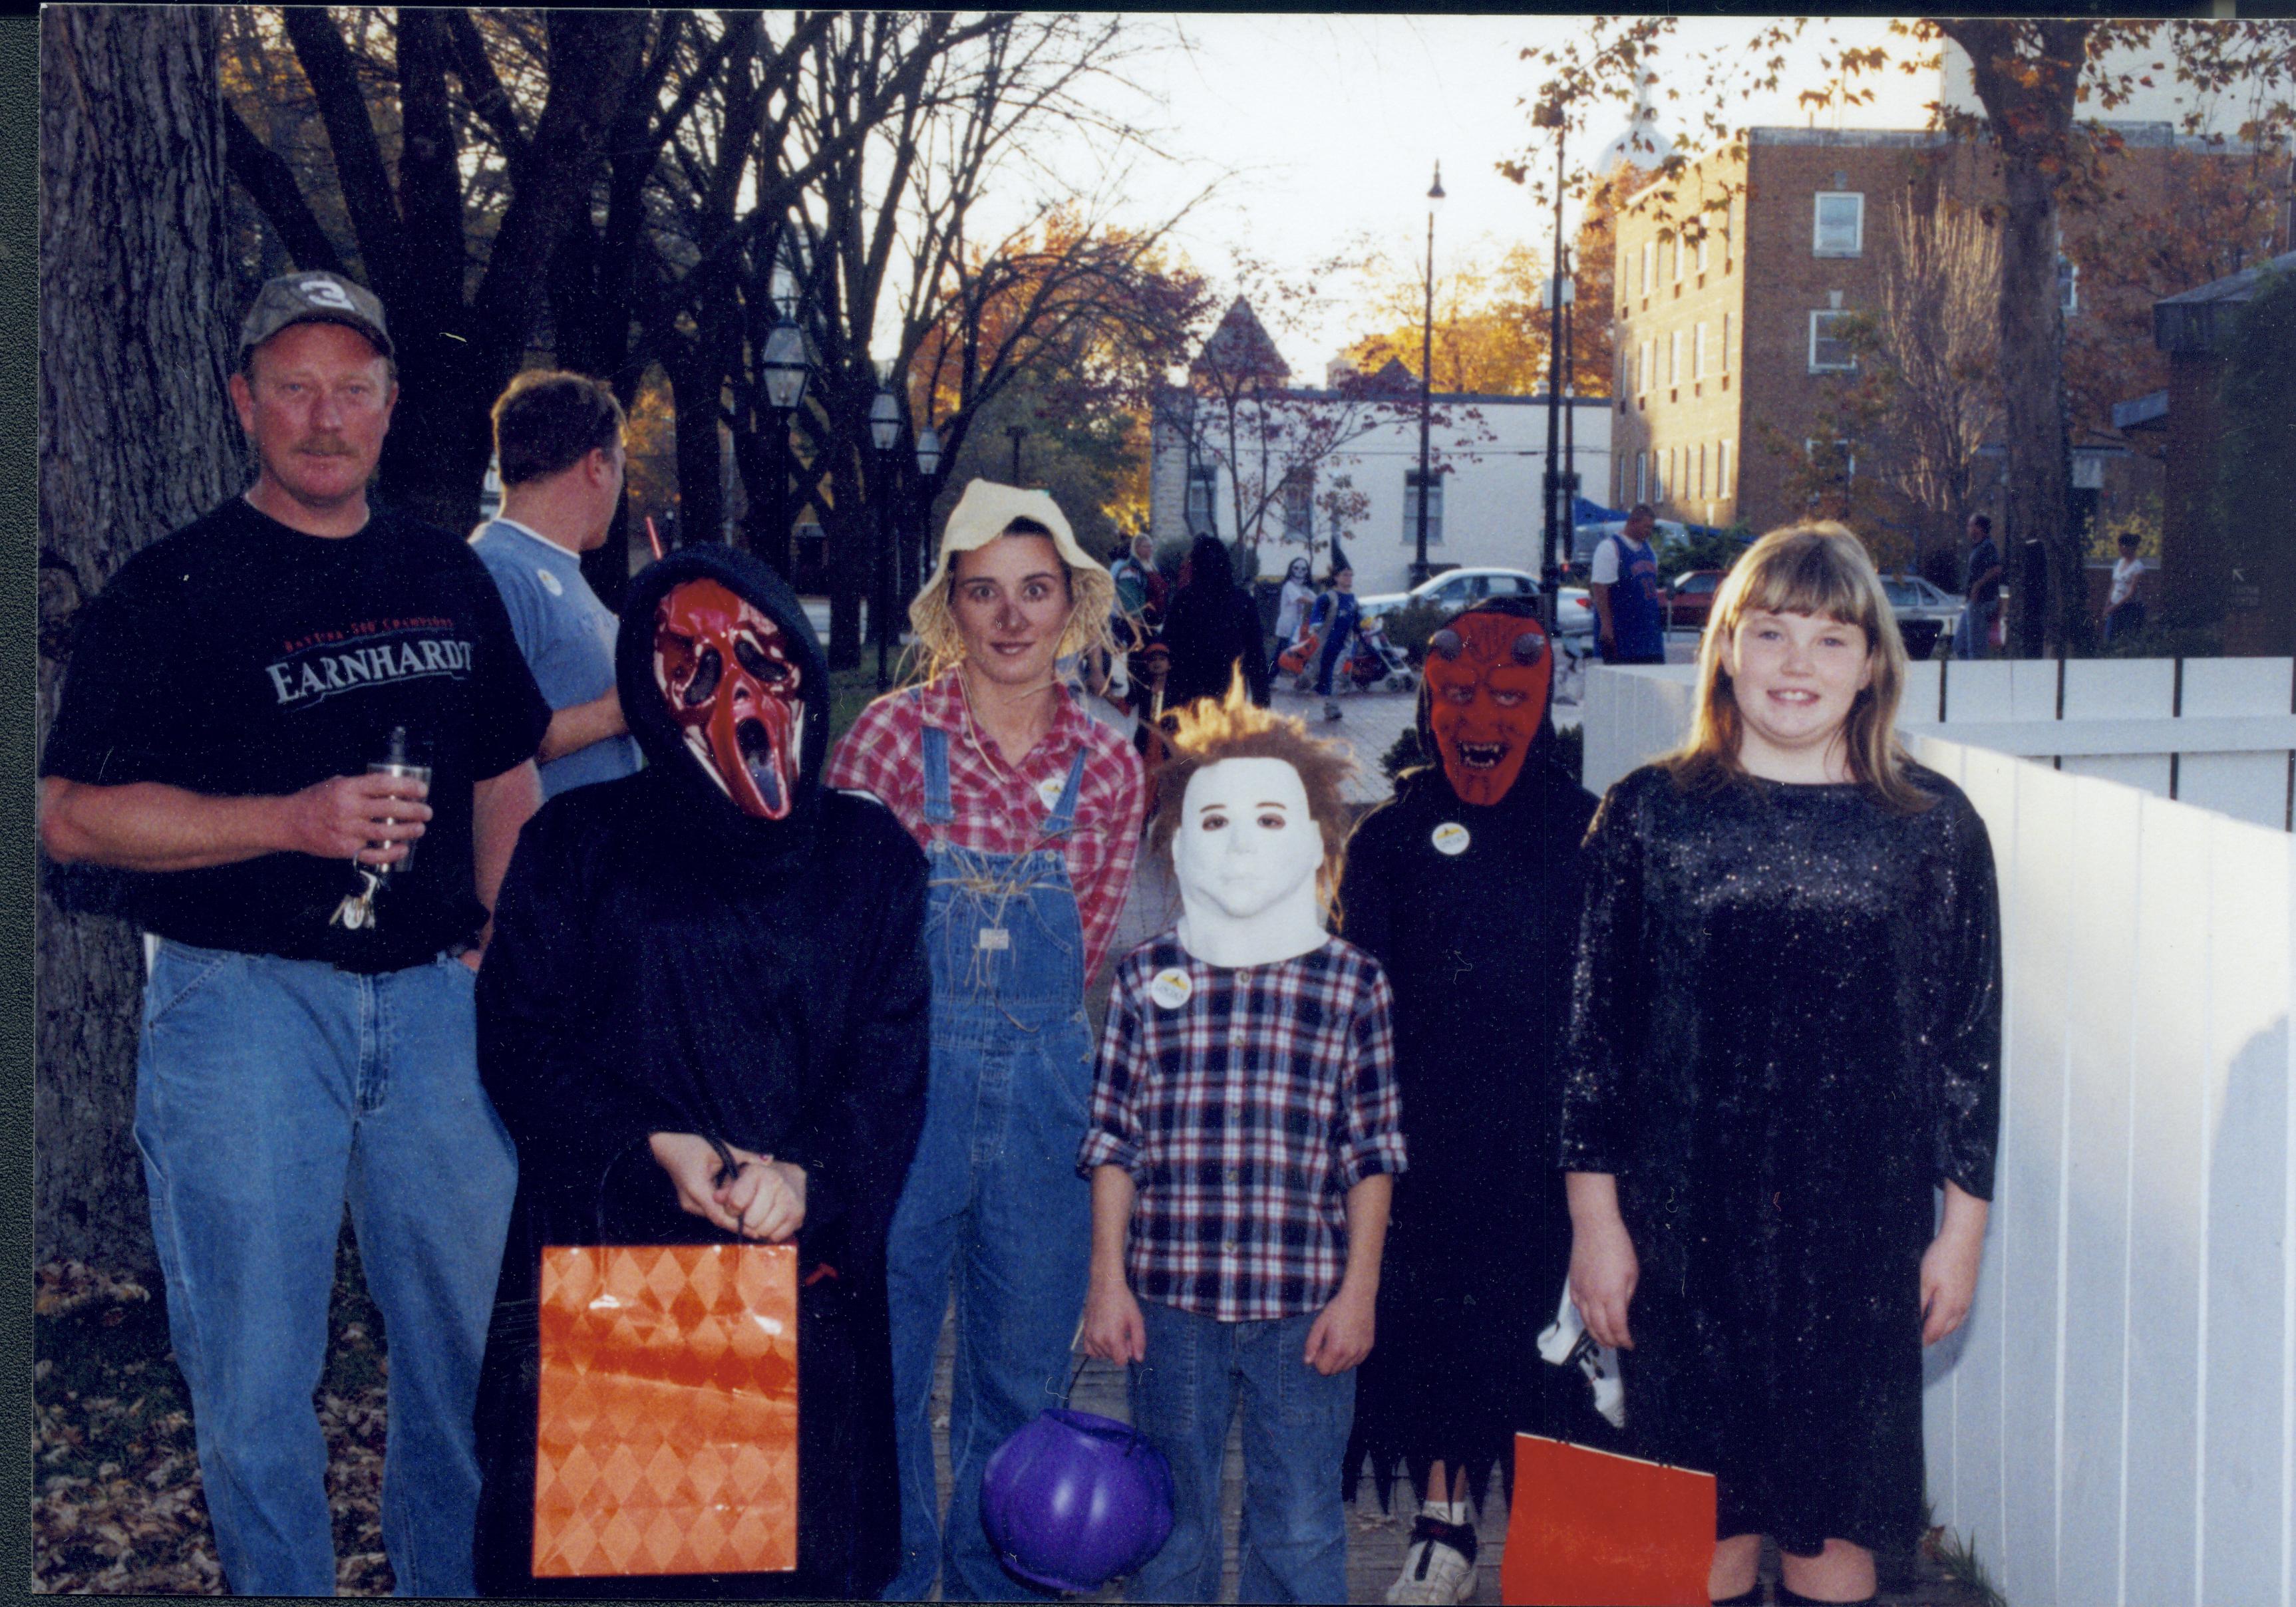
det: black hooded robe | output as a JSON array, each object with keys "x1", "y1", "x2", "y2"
[
  {"x1": 1337, "y1": 678, "x2": 1613, "y2": 1513},
  {"x1": 470, "y1": 546, "x2": 929, "y2": 1598},
  {"x1": 1160, "y1": 534, "x2": 1271, "y2": 709}
]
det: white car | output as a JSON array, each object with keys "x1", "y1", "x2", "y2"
[{"x1": 1356, "y1": 567, "x2": 1596, "y2": 637}]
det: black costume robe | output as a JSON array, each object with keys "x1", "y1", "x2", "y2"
[
  {"x1": 1338, "y1": 706, "x2": 1606, "y2": 1512},
  {"x1": 1160, "y1": 535, "x2": 1271, "y2": 709},
  {"x1": 470, "y1": 545, "x2": 929, "y2": 1598},
  {"x1": 1559, "y1": 762, "x2": 2001, "y2": 1554}
]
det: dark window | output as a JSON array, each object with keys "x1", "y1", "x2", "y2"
[{"x1": 1403, "y1": 469, "x2": 1444, "y2": 546}]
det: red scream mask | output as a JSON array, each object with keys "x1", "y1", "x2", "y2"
[
  {"x1": 653, "y1": 579, "x2": 804, "y2": 819},
  {"x1": 1423, "y1": 611, "x2": 1553, "y2": 806}
]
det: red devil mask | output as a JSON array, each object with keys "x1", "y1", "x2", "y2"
[
  {"x1": 1422, "y1": 610, "x2": 1552, "y2": 806},
  {"x1": 653, "y1": 579, "x2": 804, "y2": 820}
]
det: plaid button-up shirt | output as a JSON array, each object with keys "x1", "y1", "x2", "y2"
[
  {"x1": 1078, "y1": 935, "x2": 1407, "y2": 1322},
  {"x1": 825, "y1": 670, "x2": 1145, "y2": 980}
]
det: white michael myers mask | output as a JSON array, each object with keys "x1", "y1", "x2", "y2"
[{"x1": 1171, "y1": 756, "x2": 1329, "y2": 969}]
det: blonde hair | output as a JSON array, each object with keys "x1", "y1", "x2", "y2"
[
  {"x1": 905, "y1": 518, "x2": 1120, "y2": 681},
  {"x1": 1148, "y1": 676, "x2": 1357, "y2": 918},
  {"x1": 1666, "y1": 521, "x2": 1934, "y2": 813}
]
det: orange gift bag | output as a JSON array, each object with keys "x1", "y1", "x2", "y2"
[
  {"x1": 533, "y1": 1243, "x2": 797, "y2": 1577},
  {"x1": 1500, "y1": 1433, "x2": 1715, "y2": 1606}
]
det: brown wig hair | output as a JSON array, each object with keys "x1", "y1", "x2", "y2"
[
  {"x1": 905, "y1": 516, "x2": 1120, "y2": 681},
  {"x1": 1148, "y1": 674, "x2": 1359, "y2": 918},
  {"x1": 1666, "y1": 520, "x2": 1935, "y2": 813}
]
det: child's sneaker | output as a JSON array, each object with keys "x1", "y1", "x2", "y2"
[
  {"x1": 1323, "y1": 698, "x2": 1343, "y2": 722},
  {"x1": 1385, "y1": 1513, "x2": 1478, "y2": 1604}
]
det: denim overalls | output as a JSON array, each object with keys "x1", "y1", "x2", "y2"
[{"x1": 884, "y1": 718, "x2": 1096, "y2": 1601}]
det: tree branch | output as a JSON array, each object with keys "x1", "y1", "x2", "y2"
[
  {"x1": 220, "y1": 94, "x2": 343, "y2": 274},
  {"x1": 444, "y1": 9, "x2": 529, "y2": 175},
  {"x1": 281, "y1": 8, "x2": 406, "y2": 303}
]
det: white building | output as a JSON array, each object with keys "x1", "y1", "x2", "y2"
[{"x1": 1149, "y1": 301, "x2": 1613, "y2": 594}]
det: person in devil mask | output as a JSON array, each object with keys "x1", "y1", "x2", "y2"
[
  {"x1": 1335, "y1": 595, "x2": 1609, "y2": 1606},
  {"x1": 468, "y1": 545, "x2": 930, "y2": 1598}
]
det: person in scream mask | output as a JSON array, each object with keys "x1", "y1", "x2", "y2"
[
  {"x1": 468, "y1": 544, "x2": 930, "y2": 1600},
  {"x1": 826, "y1": 481, "x2": 1144, "y2": 1602},
  {"x1": 1335, "y1": 595, "x2": 1609, "y2": 1606}
]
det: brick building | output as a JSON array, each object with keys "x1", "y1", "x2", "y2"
[{"x1": 1609, "y1": 124, "x2": 2217, "y2": 573}]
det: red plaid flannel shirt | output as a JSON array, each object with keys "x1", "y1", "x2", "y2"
[
  {"x1": 824, "y1": 671, "x2": 1145, "y2": 980},
  {"x1": 1078, "y1": 935, "x2": 1407, "y2": 1322}
]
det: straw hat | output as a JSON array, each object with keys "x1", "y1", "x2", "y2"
[{"x1": 907, "y1": 480, "x2": 1118, "y2": 674}]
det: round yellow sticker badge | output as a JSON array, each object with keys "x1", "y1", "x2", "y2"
[
  {"x1": 1431, "y1": 822, "x2": 1470, "y2": 857},
  {"x1": 1148, "y1": 967, "x2": 1194, "y2": 1010}
]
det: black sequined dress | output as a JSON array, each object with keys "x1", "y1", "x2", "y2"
[{"x1": 1559, "y1": 762, "x2": 2001, "y2": 1555}]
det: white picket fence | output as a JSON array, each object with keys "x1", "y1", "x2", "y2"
[
  {"x1": 1585, "y1": 657, "x2": 2296, "y2": 833},
  {"x1": 1581, "y1": 661, "x2": 2296, "y2": 1607}
]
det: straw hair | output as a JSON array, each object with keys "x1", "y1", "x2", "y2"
[
  {"x1": 1665, "y1": 521, "x2": 1934, "y2": 813},
  {"x1": 905, "y1": 521, "x2": 1120, "y2": 681},
  {"x1": 1148, "y1": 673, "x2": 1357, "y2": 919}
]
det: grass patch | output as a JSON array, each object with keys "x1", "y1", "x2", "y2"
[
  {"x1": 828, "y1": 662, "x2": 909, "y2": 746},
  {"x1": 1922, "y1": 1521, "x2": 2009, "y2": 1607}
]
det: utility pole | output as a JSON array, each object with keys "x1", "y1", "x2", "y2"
[
  {"x1": 1535, "y1": 99, "x2": 1569, "y2": 635},
  {"x1": 1411, "y1": 162, "x2": 1445, "y2": 586}
]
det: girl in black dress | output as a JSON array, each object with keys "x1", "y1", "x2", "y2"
[{"x1": 1559, "y1": 523, "x2": 2001, "y2": 1606}]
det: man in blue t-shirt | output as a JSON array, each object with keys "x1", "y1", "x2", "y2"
[
  {"x1": 1590, "y1": 502, "x2": 1667, "y2": 664},
  {"x1": 470, "y1": 372, "x2": 643, "y2": 799}
]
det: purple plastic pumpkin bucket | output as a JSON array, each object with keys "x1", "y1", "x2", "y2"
[{"x1": 979, "y1": 1407, "x2": 1176, "y2": 1594}]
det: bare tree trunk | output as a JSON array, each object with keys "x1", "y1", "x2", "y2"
[
  {"x1": 665, "y1": 353, "x2": 726, "y2": 549},
  {"x1": 39, "y1": 7, "x2": 244, "y2": 1274},
  {"x1": 1994, "y1": 152, "x2": 2079, "y2": 657},
  {"x1": 1944, "y1": 18, "x2": 2092, "y2": 657}
]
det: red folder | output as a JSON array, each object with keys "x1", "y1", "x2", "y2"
[{"x1": 1501, "y1": 1433, "x2": 1715, "y2": 1606}]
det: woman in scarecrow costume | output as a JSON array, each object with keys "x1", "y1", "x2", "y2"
[
  {"x1": 469, "y1": 544, "x2": 931, "y2": 1598},
  {"x1": 825, "y1": 481, "x2": 1146, "y2": 1602},
  {"x1": 1338, "y1": 595, "x2": 1609, "y2": 1605}
]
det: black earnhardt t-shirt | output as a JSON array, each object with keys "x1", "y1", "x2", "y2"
[{"x1": 42, "y1": 498, "x2": 550, "y2": 972}]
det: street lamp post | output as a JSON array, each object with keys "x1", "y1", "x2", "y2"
[
  {"x1": 1411, "y1": 161, "x2": 1446, "y2": 587},
  {"x1": 869, "y1": 384, "x2": 903, "y2": 691},
  {"x1": 1534, "y1": 98, "x2": 1569, "y2": 633},
  {"x1": 760, "y1": 315, "x2": 811, "y2": 573},
  {"x1": 1006, "y1": 423, "x2": 1027, "y2": 483},
  {"x1": 913, "y1": 423, "x2": 943, "y2": 611},
  {"x1": 1561, "y1": 245, "x2": 1579, "y2": 579}
]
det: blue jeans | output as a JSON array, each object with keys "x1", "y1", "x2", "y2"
[
  {"x1": 133, "y1": 941, "x2": 516, "y2": 1596},
  {"x1": 1127, "y1": 1300, "x2": 1356, "y2": 1604},
  {"x1": 884, "y1": 728, "x2": 1097, "y2": 1601}
]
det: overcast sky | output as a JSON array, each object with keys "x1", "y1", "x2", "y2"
[{"x1": 1054, "y1": 15, "x2": 1949, "y2": 375}]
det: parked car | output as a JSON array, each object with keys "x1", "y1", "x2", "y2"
[
  {"x1": 1356, "y1": 566, "x2": 1595, "y2": 637},
  {"x1": 1665, "y1": 569, "x2": 1725, "y2": 631},
  {"x1": 1881, "y1": 573, "x2": 1963, "y2": 660}
]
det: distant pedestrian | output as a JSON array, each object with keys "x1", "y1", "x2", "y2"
[
  {"x1": 1161, "y1": 533, "x2": 1271, "y2": 712},
  {"x1": 2102, "y1": 531, "x2": 2148, "y2": 643},
  {"x1": 1110, "y1": 531, "x2": 1168, "y2": 637},
  {"x1": 1272, "y1": 554, "x2": 1315, "y2": 655},
  {"x1": 1951, "y1": 513, "x2": 2002, "y2": 660},
  {"x1": 1589, "y1": 504, "x2": 1666, "y2": 665}
]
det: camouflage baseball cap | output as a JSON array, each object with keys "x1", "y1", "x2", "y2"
[{"x1": 238, "y1": 271, "x2": 393, "y2": 361}]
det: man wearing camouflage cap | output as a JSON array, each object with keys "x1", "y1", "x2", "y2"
[{"x1": 40, "y1": 271, "x2": 550, "y2": 1595}]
